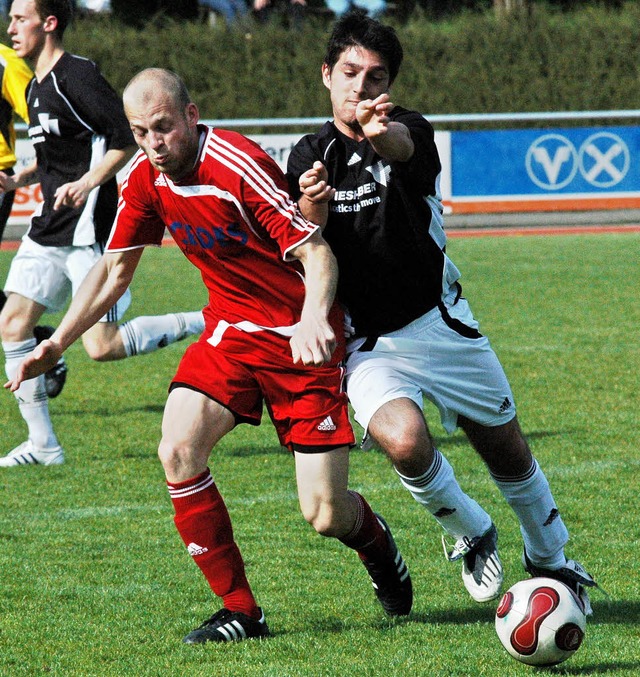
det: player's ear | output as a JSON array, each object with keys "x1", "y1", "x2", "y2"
[
  {"x1": 185, "y1": 102, "x2": 199, "y2": 127},
  {"x1": 321, "y1": 63, "x2": 331, "y2": 90},
  {"x1": 42, "y1": 15, "x2": 58, "y2": 35}
]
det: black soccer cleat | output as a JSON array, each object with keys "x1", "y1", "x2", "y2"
[
  {"x1": 182, "y1": 608, "x2": 270, "y2": 644},
  {"x1": 523, "y1": 550, "x2": 599, "y2": 615},
  {"x1": 360, "y1": 514, "x2": 413, "y2": 616},
  {"x1": 33, "y1": 325, "x2": 68, "y2": 398}
]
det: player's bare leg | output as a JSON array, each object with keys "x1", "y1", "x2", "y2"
[
  {"x1": 458, "y1": 415, "x2": 532, "y2": 477},
  {"x1": 81, "y1": 311, "x2": 204, "y2": 362},
  {"x1": 160, "y1": 387, "x2": 267, "y2": 643},
  {"x1": 295, "y1": 446, "x2": 356, "y2": 536},
  {"x1": 295, "y1": 446, "x2": 413, "y2": 616},
  {"x1": 159, "y1": 386, "x2": 234, "y2": 482},
  {"x1": 367, "y1": 397, "x2": 435, "y2": 477}
]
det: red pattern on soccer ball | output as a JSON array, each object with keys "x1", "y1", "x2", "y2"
[{"x1": 510, "y1": 586, "x2": 560, "y2": 655}]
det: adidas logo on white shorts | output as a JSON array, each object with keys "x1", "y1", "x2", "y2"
[
  {"x1": 187, "y1": 542, "x2": 209, "y2": 557},
  {"x1": 317, "y1": 416, "x2": 337, "y2": 432}
]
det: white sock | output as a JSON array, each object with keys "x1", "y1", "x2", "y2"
[
  {"x1": 396, "y1": 449, "x2": 492, "y2": 540},
  {"x1": 491, "y1": 459, "x2": 568, "y2": 568},
  {"x1": 119, "y1": 311, "x2": 204, "y2": 357},
  {"x1": 4, "y1": 339, "x2": 59, "y2": 450}
]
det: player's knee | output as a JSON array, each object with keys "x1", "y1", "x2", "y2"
[
  {"x1": 0, "y1": 308, "x2": 29, "y2": 341},
  {"x1": 158, "y1": 438, "x2": 194, "y2": 477},
  {"x1": 301, "y1": 501, "x2": 341, "y2": 538},
  {"x1": 0, "y1": 313, "x2": 12, "y2": 340},
  {"x1": 82, "y1": 335, "x2": 120, "y2": 362},
  {"x1": 383, "y1": 426, "x2": 430, "y2": 468}
]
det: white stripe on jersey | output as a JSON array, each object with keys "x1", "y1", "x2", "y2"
[
  {"x1": 108, "y1": 152, "x2": 149, "y2": 250},
  {"x1": 207, "y1": 318, "x2": 298, "y2": 347},
  {"x1": 162, "y1": 179, "x2": 262, "y2": 241},
  {"x1": 116, "y1": 151, "x2": 146, "y2": 211},
  {"x1": 209, "y1": 132, "x2": 292, "y2": 211},
  {"x1": 205, "y1": 136, "x2": 291, "y2": 216},
  {"x1": 206, "y1": 131, "x2": 315, "y2": 235},
  {"x1": 73, "y1": 133, "x2": 107, "y2": 246},
  {"x1": 51, "y1": 71, "x2": 95, "y2": 132}
]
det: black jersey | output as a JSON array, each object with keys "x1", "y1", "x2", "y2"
[
  {"x1": 25, "y1": 52, "x2": 134, "y2": 247},
  {"x1": 287, "y1": 106, "x2": 461, "y2": 338}
]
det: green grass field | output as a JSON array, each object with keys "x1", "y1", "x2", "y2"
[{"x1": 1, "y1": 231, "x2": 638, "y2": 676}]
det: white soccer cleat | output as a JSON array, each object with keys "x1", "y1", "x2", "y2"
[
  {"x1": 443, "y1": 523, "x2": 504, "y2": 603},
  {"x1": 0, "y1": 440, "x2": 64, "y2": 467}
]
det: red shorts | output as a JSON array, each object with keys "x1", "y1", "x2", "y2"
[{"x1": 171, "y1": 325, "x2": 355, "y2": 452}]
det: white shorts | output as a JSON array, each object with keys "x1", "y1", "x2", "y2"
[
  {"x1": 345, "y1": 297, "x2": 516, "y2": 436},
  {"x1": 4, "y1": 235, "x2": 132, "y2": 322}
]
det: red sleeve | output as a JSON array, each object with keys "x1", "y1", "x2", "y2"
[
  {"x1": 106, "y1": 152, "x2": 166, "y2": 251},
  {"x1": 216, "y1": 130, "x2": 319, "y2": 259}
]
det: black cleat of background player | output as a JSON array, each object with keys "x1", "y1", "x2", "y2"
[{"x1": 33, "y1": 325, "x2": 68, "y2": 398}]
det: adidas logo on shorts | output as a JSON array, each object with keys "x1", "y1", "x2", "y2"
[
  {"x1": 498, "y1": 397, "x2": 512, "y2": 414},
  {"x1": 317, "y1": 416, "x2": 337, "y2": 432}
]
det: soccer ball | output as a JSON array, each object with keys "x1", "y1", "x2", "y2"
[{"x1": 495, "y1": 577, "x2": 586, "y2": 666}]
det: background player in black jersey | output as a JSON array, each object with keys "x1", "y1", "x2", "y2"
[
  {"x1": 0, "y1": 0, "x2": 204, "y2": 467},
  {"x1": 287, "y1": 10, "x2": 599, "y2": 613},
  {"x1": 0, "y1": 41, "x2": 69, "y2": 399}
]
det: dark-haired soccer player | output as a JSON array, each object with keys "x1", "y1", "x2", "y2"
[
  {"x1": 0, "y1": 0, "x2": 203, "y2": 467},
  {"x1": 0, "y1": 41, "x2": 69, "y2": 399},
  {"x1": 6, "y1": 67, "x2": 413, "y2": 643},
  {"x1": 287, "y1": 10, "x2": 598, "y2": 612}
]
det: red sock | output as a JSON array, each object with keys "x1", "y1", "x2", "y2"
[
  {"x1": 338, "y1": 491, "x2": 388, "y2": 562},
  {"x1": 168, "y1": 469, "x2": 260, "y2": 619}
]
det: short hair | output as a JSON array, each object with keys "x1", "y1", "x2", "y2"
[
  {"x1": 324, "y1": 9, "x2": 404, "y2": 84},
  {"x1": 124, "y1": 68, "x2": 192, "y2": 111},
  {"x1": 34, "y1": 0, "x2": 73, "y2": 38}
]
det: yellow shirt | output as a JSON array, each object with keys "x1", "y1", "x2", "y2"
[{"x1": 0, "y1": 43, "x2": 32, "y2": 171}]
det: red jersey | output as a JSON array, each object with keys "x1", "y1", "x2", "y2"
[{"x1": 108, "y1": 125, "x2": 319, "y2": 335}]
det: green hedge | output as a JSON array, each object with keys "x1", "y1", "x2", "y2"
[{"x1": 7, "y1": 1, "x2": 640, "y2": 125}]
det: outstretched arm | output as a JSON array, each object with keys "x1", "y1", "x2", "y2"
[
  {"x1": 287, "y1": 230, "x2": 339, "y2": 367},
  {"x1": 4, "y1": 248, "x2": 144, "y2": 391},
  {"x1": 357, "y1": 93, "x2": 414, "y2": 162}
]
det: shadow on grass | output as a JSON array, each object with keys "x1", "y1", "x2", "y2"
[
  {"x1": 299, "y1": 604, "x2": 640, "y2": 676},
  {"x1": 411, "y1": 605, "x2": 496, "y2": 625},
  {"x1": 305, "y1": 597, "x2": 638, "y2": 633},
  {"x1": 587, "y1": 599, "x2": 640, "y2": 625},
  {"x1": 223, "y1": 445, "x2": 288, "y2": 458},
  {"x1": 546, "y1": 662, "x2": 640, "y2": 675},
  {"x1": 60, "y1": 404, "x2": 166, "y2": 417},
  {"x1": 406, "y1": 598, "x2": 632, "y2": 626}
]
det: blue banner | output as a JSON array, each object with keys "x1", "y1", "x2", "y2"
[{"x1": 451, "y1": 126, "x2": 640, "y2": 197}]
